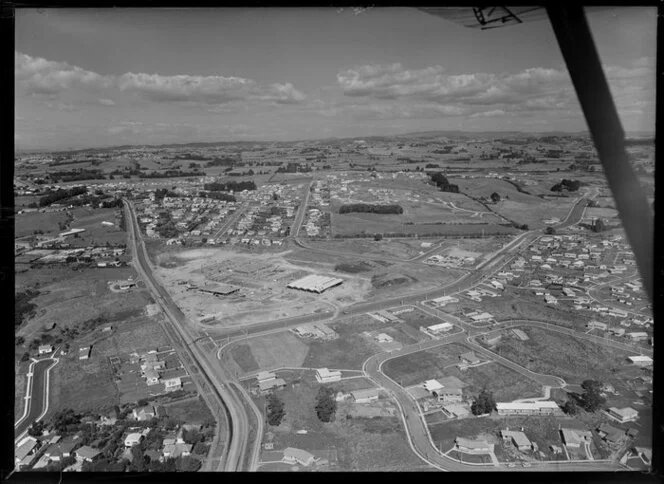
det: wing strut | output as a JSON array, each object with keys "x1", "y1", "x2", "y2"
[{"x1": 546, "y1": 6, "x2": 654, "y2": 303}]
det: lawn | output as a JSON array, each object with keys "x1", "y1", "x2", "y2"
[
  {"x1": 66, "y1": 207, "x2": 127, "y2": 246},
  {"x1": 15, "y1": 211, "x2": 70, "y2": 238},
  {"x1": 234, "y1": 331, "x2": 309, "y2": 373},
  {"x1": 302, "y1": 323, "x2": 379, "y2": 370},
  {"x1": 160, "y1": 395, "x2": 214, "y2": 425},
  {"x1": 231, "y1": 344, "x2": 261, "y2": 373}
]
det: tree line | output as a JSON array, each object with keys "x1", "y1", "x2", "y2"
[
  {"x1": 338, "y1": 203, "x2": 404, "y2": 215},
  {"x1": 429, "y1": 172, "x2": 460, "y2": 193},
  {"x1": 203, "y1": 180, "x2": 256, "y2": 192},
  {"x1": 38, "y1": 186, "x2": 87, "y2": 207}
]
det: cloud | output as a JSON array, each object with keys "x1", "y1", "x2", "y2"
[
  {"x1": 15, "y1": 51, "x2": 306, "y2": 106},
  {"x1": 15, "y1": 52, "x2": 113, "y2": 96}
]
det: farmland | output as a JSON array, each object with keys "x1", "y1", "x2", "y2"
[{"x1": 229, "y1": 331, "x2": 309, "y2": 374}]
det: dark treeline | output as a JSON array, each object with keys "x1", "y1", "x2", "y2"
[
  {"x1": 429, "y1": 172, "x2": 460, "y2": 193},
  {"x1": 205, "y1": 157, "x2": 237, "y2": 167},
  {"x1": 139, "y1": 170, "x2": 200, "y2": 179},
  {"x1": 339, "y1": 203, "x2": 403, "y2": 215},
  {"x1": 51, "y1": 169, "x2": 104, "y2": 182},
  {"x1": 38, "y1": 186, "x2": 87, "y2": 207},
  {"x1": 198, "y1": 191, "x2": 237, "y2": 202},
  {"x1": 203, "y1": 180, "x2": 256, "y2": 192},
  {"x1": 551, "y1": 179, "x2": 583, "y2": 192}
]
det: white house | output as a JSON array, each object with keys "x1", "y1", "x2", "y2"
[
  {"x1": 627, "y1": 355, "x2": 653, "y2": 367},
  {"x1": 164, "y1": 377, "x2": 182, "y2": 392},
  {"x1": 607, "y1": 407, "x2": 639, "y2": 423},
  {"x1": 350, "y1": 388, "x2": 381, "y2": 404},
  {"x1": 38, "y1": 344, "x2": 54, "y2": 355},
  {"x1": 283, "y1": 447, "x2": 317, "y2": 467},
  {"x1": 124, "y1": 433, "x2": 143, "y2": 447},
  {"x1": 315, "y1": 368, "x2": 341, "y2": 383}
]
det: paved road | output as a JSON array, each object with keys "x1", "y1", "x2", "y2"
[
  {"x1": 290, "y1": 180, "x2": 313, "y2": 238},
  {"x1": 125, "y1": 200, "x2": 256, "y2": 472},
  {"x1": 15, "y1": 358, "x2": 58, "y2": 442}
]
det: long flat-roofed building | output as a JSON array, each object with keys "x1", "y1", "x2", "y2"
[
  {"x1": 197, "y1": 283, "x2": 239, "y2": 296},
  {"x1": 287, "y1": 274, "x2": 343, "y2": 294}
]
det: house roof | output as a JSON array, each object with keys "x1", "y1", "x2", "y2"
[
  {"x1": 350, "y1": 388, "x2": 380, "y2": 399},
  {"x1": 75, "y1": 445, "x2": 101, "y2": 459},
  {"x1": 501, "y1": 430, "x2": 531, "y2": 447},
  {"x1": 283, "y1": 447, "x2": 315, "y2": 463}
]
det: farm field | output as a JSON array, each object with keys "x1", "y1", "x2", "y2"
[
  {"x1": 253, "y1": 376, "x2": 427, "y2": 471},
  {"x1": 482, "y1": 326, "x2": 643, "y2": 387},
  {"x1": 15, "y1": 266, "x2": 153, "y2": 347},
  {"x1": 383, "y1": 343, "x2": 541, "y2": 402},
  {"x1": 65, "y1": 207, "x2": 127, "y2": 246},
  {"x1": 15, "y1": 210, "x2": 70, "y2": 238},
  {"x1": 302, "y1": 322, "x2": 380, "y2": 370}
]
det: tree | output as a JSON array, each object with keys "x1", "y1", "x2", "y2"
[
  {"x1": 592, "y1": 219, "x2": 605, "y2": 233},
  {"x1": 266, "y1": 393, "x2": 286, "y2": 426},
  {"x1": 21, "y1": 352, "x2": 30, "y2": 362},
  {"x1": 544, "y1": 227, "x2": 556, "y2": 235},
  {"x1": 562, "y1": 398, "x2": 579, "y2": 415},
  {"x1": 15, "y1": 335, "x2": 25, "y2": 346},
  {"x1": 52, "y1": 408, "x2": 81, "y2": 432},
  {"x1": 470, "y1": 388, "x2": 496, "y2": 416},
  {"x1": 374, "y1": 233, "x2": 383, "y2": 241},
  {"x1": 314, "y1": 386, "x2": 337, "y2": 422},
  {"x1": 28, "y1": 420, "x2": 45, "y2": 437},
  {"x1": 490, "y1": 192, "x2": 501, "y2": 203},
  {"x1": 579, "y1": 379, "x2": 606, "y2": 412}
]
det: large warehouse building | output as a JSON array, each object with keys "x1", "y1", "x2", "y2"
[{"x1": 287, "y1": 274, "x2": 343, "y2": 294}]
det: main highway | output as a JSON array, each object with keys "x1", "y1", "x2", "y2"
[{"x1": 124, "y1": 200, "x2": 259, "y2": 471}]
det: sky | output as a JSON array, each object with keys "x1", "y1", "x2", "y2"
[{"x1": 15, "y1": 7, "x2": 656, "y2": 150}]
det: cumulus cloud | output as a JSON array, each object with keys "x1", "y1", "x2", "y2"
[
  {"x1": 15, "y1": 51, "x2": 306, "y2": 106},
  {"x1": 15, "y1": 52, "x2": 113, "y2": 95},
  {"x1": 336, "y1": 61, "x2": 654, "y2": 121}
]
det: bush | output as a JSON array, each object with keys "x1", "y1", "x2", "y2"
[
  {"x1": 470, "y1": 389, "x2": 496, "y2": 415},
  {"x1": 266, "y1": 393, "x2": 286, "y2": 426},
  {"x1": 314, "y1": 386, "x2": 337, "y2": 423}
]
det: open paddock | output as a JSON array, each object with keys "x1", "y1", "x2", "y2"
[
  {"x1": 229, "y1": 331, "x2": 309, "y2": 374},
  {"x1": 15, "y1": 210, "x2": 70, "y2": 238},
  {"x1": 482, "y1": 326, "x2": 643, "y2": 386}
]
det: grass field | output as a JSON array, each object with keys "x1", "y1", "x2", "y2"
[
  {"x1": 484, "y1": 326, "x2": 641, "y2": 386},
  {"x1": 302, "y1": 320, "x2": 382, "y2": 370},
  {"x1": 255, "y1": 376, "x2": 426, "y2": 471},
  {"x1": 231, "y1": 331, "x2": 309, "y2": 374},
  {"x1": 16, "y1": 266, "x2": 154, "y2": 346},
  {"x1": 383, "y1": 343, "x2": 541, "y2": 401},
  {"x1": 160, "y1": 396, "x2": 214, "y2": 425},
  {"x1": 231, "y1": 344, "x2": 261, "y2": 373},
  {"x1": 66, "y1": 207, "x2": 127, "y2": 246},
  {"x1": 15, "y1": 211, "x2": 70, "y2": 238}
]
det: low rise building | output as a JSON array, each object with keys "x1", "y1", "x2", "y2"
[
  {"x1": 500, "y1": 430, "x2": 532, "y2": 451},
  {"x1": 496, "y1": 401, "x2": 559, "y2": 416},
  {"x1": 350, "y1": 388, "x2": 381, "y2": 404},
  {"x1": 283, "y1": 447, "x2": 317, "y2": 467},
  {"x1": 315, "y1": 368, "x2": 341, "y2": 383},
  {"x1": 607, "y1": 407, "x2": 639, "y2": 423},
  {"x1": 455, "y1": 437, "x2": 492, "y2": 453}
]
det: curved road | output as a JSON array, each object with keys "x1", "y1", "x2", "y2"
[{"x1": 15, "y1": 357, "x2": 59, "y2": 443}]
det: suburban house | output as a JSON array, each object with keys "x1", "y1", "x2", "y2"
[
  {"x1": 124, "y1": 432, "x2": 143, "y2": 447},
  {"x1": 560, "y1": 428, "x2": 592, "y2": 448},
  {"x1": 587, "y1": 321, "x2": 608, "y2": 331},
  {"x1": 480, "y1": 333, "x2": 502, "y2": 346},
  {"x1": 496, "y1": 401, "x2": 559, "y2": 416},
  {"x1": 163, "y1": 376, "x2": 182, "y2": 392},
  {"x1": 421, "y1": 322, "x2": 454, "y2": 336},
  {"x1": 144, "y1": 368, "x2": 160, "y2": 386},
  {"x1": 454, "y1": 437, "x2": 492, "y2": 453},
  {"x1": 500, "y1": 430, "x2": 532, "y2": 451},
  {"x1": 44, "y1": 439, "x2": 78, "y2": 461},
  {"x1": 432, "y1": 386, "x2": 463, "y2": 403},
  {"x1": 459, "y1": 352, "x2": 481, "y2": 366},
  {"x1": 38, "y1": 344, "x2": 54, "y2": 355},
  {"x1": 607, "y1": 407, "x2": 639, "y2": 423},
  {"x1": 350, "y1": 388, "x2": 381, "y2": 404},
  {"x1": 163, "y1": 443, "x2": 192, "y2": 459},
  {"x1": 282, "y1": 447, "x2": 317, "y2": 467},
  {"x1": 258, "y1": 378, "x2": 287, "y2": 393},
  {"x1": 256, "y1": 371, "x2": 277, "y2": 384},
  {"x1": 627, "y1": 332, "x2": 649, "y2": 342},
  {"x1": 74, "y1": 445, "x2": 102, "y2": 463},
  {"x1": 423, "y1": 379, "x2": 444, "y2": 394},
  {"x1": 315, "y1": 368, "x2": 341, "y2": 383},
  {"x1": 15, "y1": 436, "x2": 39, "y2": 469},
  {"x1": 133, "y1": 405, "x2": 156, "y2": 421},
  {"x1": 511, "y1": 329, "x2": 529, "y2": 341},
  {"x1": 597, "y1": 423, "x2": 625, "y2": 445}
]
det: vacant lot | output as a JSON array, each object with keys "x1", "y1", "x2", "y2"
[
  {"x1": 484, "y1": 326, "x2": 641, "y2": 386},
  {"x1": 383, "y1": 343, "x2": 541, "y2": 401},
  {"x1": 66, "y1": 207, "x2": 127, "y2": 246},
  {"x1": 303, "y1": 323, "x2": 379, "y2": 370},
  {"x1": 15, "y1": 266, "x2": 153, "y2": 347},
  {"x1": 160, "y1": 396, "x2": 214, "y2": 425},
  {"x1": 255, "y1": 377, "x2": 426, "y2": 471},
  {"x1": 231, "y1": 331, "x2": 309, "y2": 374}
]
